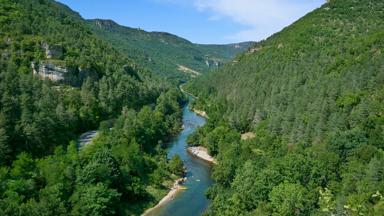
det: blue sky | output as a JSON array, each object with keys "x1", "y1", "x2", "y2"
[{"x1": 57, "y1": 0, "x2": 325, "y2": 44}]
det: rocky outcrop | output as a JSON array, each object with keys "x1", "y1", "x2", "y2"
[
  {"x1": 241, "y1": 132, "x2": 256, "y2": 140},
  {"x1": 204, "y1": 57, "x2": 223, "y2": 68},
  {"x1": 248, "y1": 46, "x2": 263, "y2": 54},
  {"x1": 94, "y1": 19, "x2": 118, "y2": 30},
  {"x1": 187, "y1": 146, "x2": 217, "y2": 164},
  {"x1": 42, "y1": 43, "x2": 63, "y2": 59},
  {"x1": 32, "y1": 61, "x2": 68, "y2": 82}
]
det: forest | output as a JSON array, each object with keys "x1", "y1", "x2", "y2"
[
  {"x1": 0, "y1": 0, "x2": 186, "y2": 215},
  {"x1": 87, "y1": 19, "x2": 253, "y2": 82},
  {"x1": 2, "y1": 0, "x2": 384, "y2": 215},
  {"x1": 186, "y1": 0, "x2": 384, "y2": 215}
]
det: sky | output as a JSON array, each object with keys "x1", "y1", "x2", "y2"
[{"x1": 57, "y1": 0, "x2": 325, "y2": 44}]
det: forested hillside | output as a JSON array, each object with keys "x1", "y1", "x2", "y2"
[
  {"x1": 0, "y1": 0, "x2": 186, "y2": 214},
  {"x1": 186, "y1": 0, "x2": 384, "y2": 215},
  {"x1": 87, "y1": 19, "x2": 253, "y2": 81}
]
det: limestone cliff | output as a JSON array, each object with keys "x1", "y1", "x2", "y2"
[{"x1": 32, "y1": 61, "x2": 68, "y2": 82}]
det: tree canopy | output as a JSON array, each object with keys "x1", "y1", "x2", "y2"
[{"x1": 186, "y1": 0, "x2": 384, "y2": 215}]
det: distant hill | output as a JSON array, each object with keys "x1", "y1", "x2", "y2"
[{"x1": 87, "y1": 19, "x2": 253, "y2": 81}]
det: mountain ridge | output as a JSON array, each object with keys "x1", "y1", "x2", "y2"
[{"x1": 87, "y1": 18, "x2": 254, "y2": 81}]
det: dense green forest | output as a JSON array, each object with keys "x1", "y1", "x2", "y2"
[
  {"x1": 0, "y1": 0, "x2": 187, "y2": 215},
  {"x1": 3, "y1": 0, "x2": 384, "y2": 215},
  {"x1": 186, "y1": 0, "x2": 384, "y2": 215},
  {"x1": 87, "y1": 19, "x2": 253, "y2": 81}
]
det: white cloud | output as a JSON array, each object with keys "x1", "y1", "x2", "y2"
[{"x1": 193, "y1": 0, "x2": 325, "y2": 42}]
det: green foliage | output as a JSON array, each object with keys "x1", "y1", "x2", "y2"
[
  {"x1": 87, "y1": 19, "x2": 253, "y2": 82},
  {"x1": 0, "y1": 0, "x2": 170, "y2": 163},
  {"x1": 10, "y1": 153, "x2": 36, "y2": 179},
  {"x1": 336, "y1": 92, "x2": 361, "y2": 110},
  {"x1": 186, "y1": 0, "x2": 384, "y2": 215},
  {"x1": 168, "y1": 155, "x2": 184, "y2": 177},
  {"x1": 78, "y1": 148, "x2": 122, "y2": 188},
  {"x1": 318, "y1": 188, "x2": 336, "y2": 215},
  {"x1": 35, "y1": 184, "x2": 68, "y2": 216},
  {"x1": 0, "y1": 126, "x2": 9, "y2": 165},
  {"x1": 269, "y1": 183, "x2": 314, "y2": 216},
  {"x1": 70, "y1": 183, "x2": 121, "y2": 216},
  {"x1": 0, "y1": 89, "x2": 185, "y2": 215},
  {"x1": 0, "y1": 0, "x2": 187, "y2": 215}
]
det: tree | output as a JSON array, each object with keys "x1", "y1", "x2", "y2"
[
  {"x1": 169, "y1": 155, "x2": 184, "y2": 176},
  {"x1": 136, "y1": 106, "x2": 164, "y2": 152},
  {"x1": 230, "y1": 161, "x2": 282, "y2": 212},
  {"x1": 10, "y1": 152, "x2": 36, "y2": 179},
  {"x1": 70, "y1": 183, "x2": 120, "y2": 216},
  {"x1": 0, "y1": 167, "x2": 8, "y2": 195},
  {"x1": 0, "y1": 0, "x2": 186, "y2": 214},
  {"x1": 318, "y1": 188, "x2": 336, "y2": 215},
  {"x1": 78, "y1": 148, "x2": 122, "y2": 189},
  {"x1": 269, "y1": 183, "x2": 314, "y2": 216},
  {"x1": 80, "y1": 77, "x2": 99, "y2": 130},
  {"x1": 35, "y1": 184, "x2": 68, "y2": 216},
  {"x1": 0, "y1": 127, "x2": 9, "y2": 165}
]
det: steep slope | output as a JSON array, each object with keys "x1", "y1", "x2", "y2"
[
  {"x1": 0, "y1": 0, "x2": 167, "y2": 87},
  {"x1": 186, "y1": 0, "x2": 384, "y2": 215},
  {"x1": 0, "y1": 0, "x2": 160, "y2": 155},
  {"x1": 87, "y1": 19, "x2": 253, "y2": 81},
  {"x1": 188, "y1": 0, "x2": 384, "y2": 136},
  {"x1": 0, "y1": 0, "x2": 187, "y2": 215}
]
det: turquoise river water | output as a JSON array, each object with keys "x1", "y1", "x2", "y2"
[{"x1": 148, "y1": 101, "x2": 213, "y2": 216}]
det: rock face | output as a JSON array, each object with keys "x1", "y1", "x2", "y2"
[
  {"x1": 42, "y1": 43, "x2": 63, "y2": 59},
  {"x1": 241, "y1": 132, "x2": 256, "y2": 140},
  {"x1": 32, "y1": 61, "x2": 68, "y2": 82},
  {"x1": 187, "y1": 146, "x2": 217, "y2": 164},
  {"x1": 32, "y1": 43, "x2": 66, "y2": 81},
  {"x1": 205, "y1": 58, "x2": 223, "y2": 68},
  {"x1": 94, "y1": 19, "x2": 118, "y2": 30}
]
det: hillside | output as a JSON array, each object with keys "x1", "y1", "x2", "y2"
[
  {"x1": 87, "y1": 19, "x2": 253, "y2": 81},
  {"x1": 186, "y1": 0, "x2": 384, "y2": 215},
  {"x1": 0, "y1": 0, "x2": 187, "y2": 215}
]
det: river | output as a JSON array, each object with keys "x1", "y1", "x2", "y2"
[{"x1": 147, "y1": 100, "x2": 214, "y2": 216}]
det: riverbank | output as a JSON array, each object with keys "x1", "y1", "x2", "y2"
[
  {"x1": 142, "y1": 178, "x2": 186, "y2": 216},
  {"x1": 192, "y1": 109, "x2": 209, "y2": 119},
  {"x1": 180, "y1": 84, "x2": 209, "y2": 119},
  {"x1": 187, "y1": 146, "x2": 217, "y2": 165},
  {"x1": 179, "y1": 84, "x2": 197, "y2": 99},
  {"x1": 140, "y1": 95, "x2": 212, "y2": 216}
]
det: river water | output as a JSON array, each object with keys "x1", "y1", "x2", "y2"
[{"x1": 148, "y1": 101, "x2": 213, "y2": 216}]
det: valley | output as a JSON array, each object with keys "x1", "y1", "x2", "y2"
[
  {"x1": 0, "y1": 0, "x2": 383, "y2": 215},
  {"x1": 87, "y1": 19, "x2": 253, "y2": 82}
]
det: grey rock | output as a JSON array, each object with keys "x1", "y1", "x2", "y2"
[
  {"x1": 42, "y1": 43, "x2": 63, "y2": 59},
  {"x1": 32, "y1": 61, "x2": 68, "y2": 82}
]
